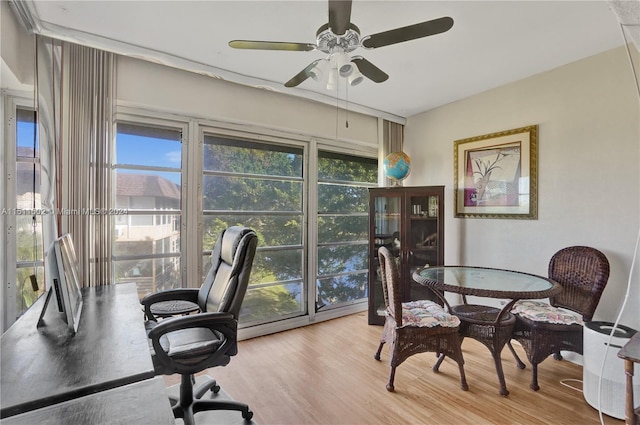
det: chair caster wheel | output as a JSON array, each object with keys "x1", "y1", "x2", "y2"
[
  {"x1": 212, "y1": 383, "x2": 221, "y2": 394},
  {"x1": 243, "y1": 409, "x2": 254, "y2": 420}
]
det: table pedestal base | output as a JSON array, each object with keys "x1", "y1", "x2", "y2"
[{"x1": 451, "y1": 304, "x2": 516, "y2": 396}]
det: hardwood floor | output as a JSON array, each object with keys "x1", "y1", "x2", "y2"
[{"x1": 164, "y1": 312, "x2": 625, "y2": 425}]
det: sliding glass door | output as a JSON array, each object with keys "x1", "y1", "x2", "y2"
[
  {"x1": 315, "y1": 150, "x2": 377, "y2": 312},
  {"x1": 202, "y1": 133, "x2": 306, "y2": 325}
]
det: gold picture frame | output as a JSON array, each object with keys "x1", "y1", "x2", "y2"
[{"x1": 454, "y1": 125, "x2": 538, "y2": 219}]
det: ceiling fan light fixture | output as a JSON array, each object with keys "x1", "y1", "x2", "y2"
[
  {"x1": 348, "y1": 68, "x2": 364, "y2": 86},
  {"x1": 335, "y1": 52, "x2": 355, "y2": 77},
  {"x1": 326, "y1": 67, "x2": 338, "y2": 90},
  {"x1": 310, "y1": 59, "x2": 330, "y2": 82}
]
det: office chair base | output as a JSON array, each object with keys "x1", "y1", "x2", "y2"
[
  {"x1": 172, "y1": 374, "x2": 253, "y2": 424},
  {"x1": 173, "y1": 400, "x2": 254, "y2": 425},
  {"x1": 194, "y1": 376, "x2": 221, "y2": 399}
]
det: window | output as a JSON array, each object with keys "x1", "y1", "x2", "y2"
[
  {"x1": 316, "y1": 150, "x2": 378, "y2": 311},
  {"x1": 202, "y1": 134, "x2": 306, "y2": 326},
  {"x1": 114, "y1": 113, "x2": 378, "y2": 335},
  {"x1": 15, "y1": 107, "x2": 45, "y2": 316},
  {"x1": 113, "y1": 122, "x2": 184, "y2": 297}
]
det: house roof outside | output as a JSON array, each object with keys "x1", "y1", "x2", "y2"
[
  {"x1": 15, "y1": 153, "x2": 180, "y2": 201},
  {"x1": 16, "y1": 147, "x2": 39, "y2": 197},
  {"x1": 116, "y1": 173, "x2": 180, "y2": 200}
]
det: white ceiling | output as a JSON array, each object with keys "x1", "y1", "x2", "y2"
[{"x1": 11, "y1": 1, "x2": 637, "y2": 119}]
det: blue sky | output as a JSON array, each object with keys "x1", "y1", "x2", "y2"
[
  {"x1": 18, "y1": 121, "x2": 182, "y2": 185},
  {"x1": 116, "y1": 133, "x2": 182, "y2": 185},
  {"x1": 115, "y1": 133, "x2": 181, "y2": 169},
  {"x1": 17, "y1": 120, "x2": 38, "y2": 152}
]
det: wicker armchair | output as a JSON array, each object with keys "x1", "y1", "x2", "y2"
[
  {"x1": 374, "y1": 246, "x2": 468, "y2": 392},
  {"x1": 508, "y1": 246, "x2": 610, "y2": 391}
]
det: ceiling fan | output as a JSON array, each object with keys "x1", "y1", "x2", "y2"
[{"x1": 229, "y1": 0, "x2": 453, "y2": 89}]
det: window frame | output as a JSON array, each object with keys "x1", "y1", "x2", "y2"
[
  {"x1": 113, "y1": 108, "x2": 379, "y2": 340},
  {"x1": 313, "y1": 143, "x2": 379, "y2": 313},
  {"x1": 199, "y1": 124, "x2": 310, "y2": 327},
  {"x1": 112, "y1": 112, "x2": 190, "y2": 295},
  {"x1": 2, "y1": 94, "x2": 45, "y2": 331}
]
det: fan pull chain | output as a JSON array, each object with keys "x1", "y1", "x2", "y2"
[
  {"x1": 335, "y1": 85, "x2": 339, "y2": 141},
  {"x1": 345, "y1": 83, "x2": 349, "y2": 128}
]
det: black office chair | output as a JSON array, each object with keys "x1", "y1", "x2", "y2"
[{"x1": 141, "y1": 226, "x2": 258, "y2": 425}]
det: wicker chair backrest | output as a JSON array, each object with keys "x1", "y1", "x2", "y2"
[
  {"x1": 378, "y1": 247, "x2": 403, "y2": 326},
  {"x1": 548, "y1": 246, "x2": 610, "y2": 322}
]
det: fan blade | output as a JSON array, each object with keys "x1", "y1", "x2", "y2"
[
  {"x1": 352, "y1": 57, "x2": 388, "y2": 83},
  {"x1": 328, "y1": 0, "x2": 352, "y2": 35},
  {"x1": 229, "y1": 40, "x2": 316, "y2": 52},
  {"x1": 284, "y1": 60, "x2": 322, "y2": 87},
  {"x1": 361, "y1": 16, "x2": 454, "y2": 49}
]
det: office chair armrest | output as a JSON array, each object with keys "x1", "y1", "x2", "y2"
[
  {"x1": 148, "y1": 312, "x2": 236, "y2": 338},
  {"x1": 140, "y1": 288, "x2": 200, "y2": 321},
  {"x1": 148, "y1": 312, "x2": 238, "y2": 374}
]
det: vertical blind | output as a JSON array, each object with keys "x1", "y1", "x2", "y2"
[{"x1": 36, "y1": 36, "x2": 116, "y2": 287}]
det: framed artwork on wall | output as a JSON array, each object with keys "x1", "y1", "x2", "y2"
[{"x1": 454, "y1": 125, "x2": 538, "y2": 219}]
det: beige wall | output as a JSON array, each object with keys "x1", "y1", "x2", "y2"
[
  {"x1": 117, "y1": 56, "x2": 380, "y2": 149},
  {"x1": 0, "y1": 1, "x2": 35, "y2": 87},
  {"x1": 404, "y1": 46, "x2": 640, "y2": 330}
]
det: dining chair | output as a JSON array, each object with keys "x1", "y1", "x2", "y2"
[
  {"x1": 374, "y1": 246, "x2": 468, "y2": 392},
  {"x1": 507, "y1": 246, "x2": 610, "y2": 391},
  {"x1": 142, "y1": 226, "x2": 258, "y2": 424}
]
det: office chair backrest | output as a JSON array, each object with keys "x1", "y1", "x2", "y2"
[
  {"x1": 548, "y1": 245, "x2": 610, "y2": 322},
  {"x1": 197, "y1": 226, "x2": 258, "y2": 316}
]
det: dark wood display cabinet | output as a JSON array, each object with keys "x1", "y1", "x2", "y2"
[{"x1": 368, "y1": 186, "x2": 445, "y2": 325}]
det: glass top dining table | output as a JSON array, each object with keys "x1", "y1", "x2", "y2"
[
  {"x1": 413, "y1": 266, "x2": 561, "y2": 396},
  {"x1": 413, "y1": 266, "x2": 561, "y2": 300}
]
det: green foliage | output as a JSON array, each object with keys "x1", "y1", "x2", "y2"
[{"x1": 240, "y1": 285, "x2": 301, "y2": 323}]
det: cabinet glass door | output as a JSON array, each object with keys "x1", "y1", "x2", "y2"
[
  {"x1": 406, "y1": 192, "x2": 442, "y2": 302},
  {"x1": 368, "y1": 186, "x2": 444, "y2": 324},
  {"x1": 370, "y1": 193, "x2": 401, "y2": 323}
]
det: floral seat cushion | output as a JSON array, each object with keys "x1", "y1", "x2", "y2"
[
  {"x1": 395, "y1": 300, "x2": 460, "y2": 328},
  {"x1": 511, "y1": 300, "x2": 584, "y2": 325}
]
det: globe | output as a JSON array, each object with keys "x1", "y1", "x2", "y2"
[{"x1": 383, "y1": 151, "x2": 411, "y2": 183}]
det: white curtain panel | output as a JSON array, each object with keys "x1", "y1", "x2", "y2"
[{"x1": 382, "y1": 120, "x2": 404, "y2": 187}]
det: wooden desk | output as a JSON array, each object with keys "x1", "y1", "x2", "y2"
[
  {"x1": 618, "y1": 332, "x2": 640, "y2": 425},
  {"x1": 1, "y1": 283, "x2": 156, "y2": 418},
  {"x1": 1, "y1": 377, "x2": 174, "y2": 425}
]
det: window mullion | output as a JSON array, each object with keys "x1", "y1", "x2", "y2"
[
  {"x1": 307, "y1": 139, "x2": 318, "y2": 321},
  {"x1": 185, "y1": 120, "x2": 201, "y2": 289},
  {"x1": 2, "y1": 95, "x2": 18, "y2": 331}
]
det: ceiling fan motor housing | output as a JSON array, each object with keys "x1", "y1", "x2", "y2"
[{"x1": 316, "y1": 23, "x2": 361, "y2": 54}]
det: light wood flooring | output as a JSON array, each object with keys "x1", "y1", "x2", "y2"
[{"x1": 164, "y1": 312, "x2": 625, "y2": 425}]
